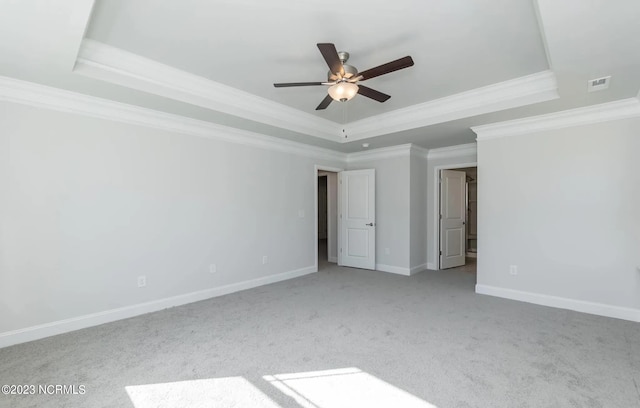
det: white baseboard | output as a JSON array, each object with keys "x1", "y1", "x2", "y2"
[
  {"x1": 409, "y1": 263, "x2": 429, "y2": 275},
  {"x1": 475, "y1": 284, "x2": 640, "y2": 323},
  {"x1": 0, "y1": 265, "x2": 317, "y2": 349},
  {"x1": 466, "y1": 252, "x2": 477, "y2": 258},
  {"x1": 376, "y1": 264, "x2": 410, "y2": 276},
  {"x1": 427, "y1": 262, "x2": 437, "y2": 270},
  {"x1": 328, "y1": 256, "x2": 338, "y2": 263}
]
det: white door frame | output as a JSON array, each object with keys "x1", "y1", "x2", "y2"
[
  {"x1": 432, "y1": 161, "x2": 477, "y2": 270},
  {"x1": 314, "y1": 165, "x2": 343, "y2": 271}
]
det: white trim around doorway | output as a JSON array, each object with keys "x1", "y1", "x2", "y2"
[
  {"x1": 314, "y1": 165, "x2": 343, "y2": 271},
  {"x1": 432, "y1": 161, "x2": 477, "y2": 271}
]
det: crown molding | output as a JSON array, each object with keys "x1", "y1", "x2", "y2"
[
  {"x1": 0, "y1": 76, "x2": 347, "y2": 163},
  {"x1": 75, "y1": 41, "x2": 561, "y2": 145},
  {"x1": 344, "y1": 70, "x2": 559, "y2": 142},
  {"x1": 347, "y1": 143, "x2": 414, "y2": 163},
  {"x1": 427, "y1": 143, "x2": 477, "y2": 160},
  {"x1": 472, "y1": 97, "x2": 640, "y2": 141},
  {"x1": 74, "y1": 39, "x2": 342, "y2": 142},
  {"x1": 410, "y1": 144, "x2": 430, "y2": 159}
]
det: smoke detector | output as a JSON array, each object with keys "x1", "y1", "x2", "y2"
[{"x1": 587, "y1": 76, "x2": 611, "y2": 92}]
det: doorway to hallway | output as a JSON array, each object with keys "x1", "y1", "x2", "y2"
[{"x1": 314, "y1": 166, "x2": 340, "y2": 272}]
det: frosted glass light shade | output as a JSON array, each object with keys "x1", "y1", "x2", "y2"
[{"x1": 328, "y1": 82, "x2": 359, "y2": 102}]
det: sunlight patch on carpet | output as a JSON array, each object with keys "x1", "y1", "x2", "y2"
[
  {"x1": 126, "y1": 377, "x2": 281, "y2": 408},
  {"x1": 263, "y1": 367, "x2": 438, "y2": 408}
]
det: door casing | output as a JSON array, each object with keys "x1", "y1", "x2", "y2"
[
  {"x1": 433, "y1": 162, "x2": 477, "y2": 270},
  {"x1": 314, "y1": 165, "x2": 343, "y2": 271}
]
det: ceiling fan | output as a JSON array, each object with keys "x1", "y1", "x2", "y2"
[{"x1": 274, "y1": 43, "x2": 414, "y2": 110}]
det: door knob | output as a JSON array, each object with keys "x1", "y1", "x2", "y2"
[{"x1": 366, "y1": 222, "x2": 374, "y2": 226}]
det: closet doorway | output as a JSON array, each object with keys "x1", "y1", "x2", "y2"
[{"x1": 438, "y1": 166, "x2": 477, "y2": 272}]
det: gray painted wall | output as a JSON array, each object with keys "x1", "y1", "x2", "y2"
[
  {"x1": 0, "y1": 102, "x2": 344, "y2": 334},
  {"x1": 410, "y1": 152, "x2": 429, "y2": 270},
  {"x1": 5, "y1": 94, "x2": 636, "y2": 341},
  {"x1": 477, "y1": 117, "x2": 640, "y2": 311}
]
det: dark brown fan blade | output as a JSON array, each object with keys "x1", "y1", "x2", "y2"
[
  {"x1": 358, "y1": 56, "x2": 414, "y2": 81},
  {"x1": 317, "y1": 43, "x2": 344, "y2": 76},
  {"x1": 316, "y1": 94, "x2": 333, "y2": 110},
  {"x1": 274, "y1": 82, "x2": 324, "y2": 87},
  {"x1": 357, "y1": 85, "x2": 391, "y2": 102}
]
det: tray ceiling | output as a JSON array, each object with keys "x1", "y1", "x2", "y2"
[{"x1": 1, "y1": 0, "x2": 639, "y2": 152}]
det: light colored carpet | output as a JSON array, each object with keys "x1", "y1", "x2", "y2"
[{"x1": 1, "y1": 259, "x2": 639, "y2": 408}]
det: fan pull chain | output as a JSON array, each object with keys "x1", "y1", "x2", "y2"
[{"x1": 342, "y1": 102, "x2": 348, "y2": 139}]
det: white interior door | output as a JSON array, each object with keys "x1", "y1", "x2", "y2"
[
  {"x1": 338, "y1": 169, "x2": 375, "y2": 270},
  {"x1": 440, "y1": 169, "x2": 466, "y2": 269}
]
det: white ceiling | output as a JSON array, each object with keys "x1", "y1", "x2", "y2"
[
  {"x1": 1, "y1": 0, "x2": 639, "y2": 152},
  {"x1": 85, "y1": 0, "x2": 549, "y2": 123}
]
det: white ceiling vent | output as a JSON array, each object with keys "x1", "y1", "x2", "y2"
[{"x1": 587, "y1": 76, "x2": 611, "y2": 92}]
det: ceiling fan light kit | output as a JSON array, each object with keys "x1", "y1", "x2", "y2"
[
  {"x1": 274, "y1": 43, "x2": 414, "y2": 110},
  {"x1": 328, "y1": 82, "x2": 359, "y2": 102}
]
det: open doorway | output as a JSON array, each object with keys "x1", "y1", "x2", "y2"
[
  {"x1": 437, "y1": 165, "x2": 478, "y2": 274},
  {"x1": 314, "y1": 166, "x2": 341, "y2": 272},
  {"x1": 317, "y1": 174, "x2": 329, "y2": 270},
  {"x1": 457, "y1": 167, "x2": 477, "y2": 260}
]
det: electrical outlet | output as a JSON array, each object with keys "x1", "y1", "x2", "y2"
[
  {"x1": 137, "y1": 275, "x2": 146, "y2": 287},
  {"x1": 209, "y1": 264, "x2": 217, "y2": 274},
  {"x1": 509, "y1": 265, "x2": 518, "y2": 276},
  {"x1": 262, "y1": 255, "x2": 268, "y2": 265},
  {"x1": 384, "y1": 248, "x2": 390, "y2": 255}
]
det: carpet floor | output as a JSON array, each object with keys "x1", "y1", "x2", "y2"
[{"x1": 1, "y1": 259, "x2": 639, "y2": 408}]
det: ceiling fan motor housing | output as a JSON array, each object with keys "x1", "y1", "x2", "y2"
[{"x1": 328, "y1": 51, "x2": 358, "y2": 80}]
